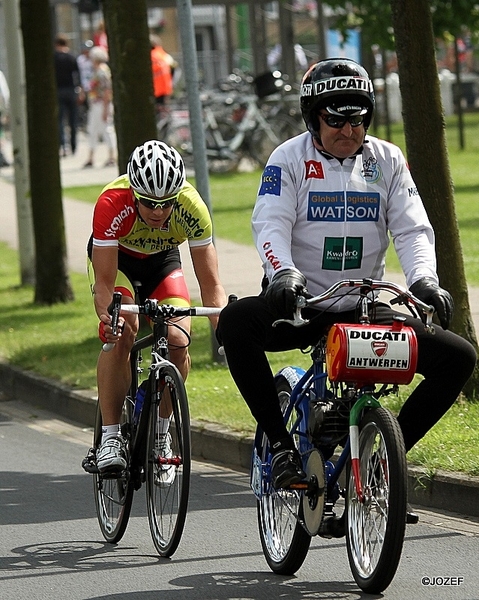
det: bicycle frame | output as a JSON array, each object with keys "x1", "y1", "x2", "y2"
[
  {"x1": 86, "y1": 295, "x2": 221, "y2": 556},
  {"x1": 253, "y1": 278, "x2": 433, "y2": 590},
  {"x1": 266, "y1": 350, "x2": 379, "y2": 504},
  {"x1": 253, "y1": 277, "x2": 434, "y2": 503}
]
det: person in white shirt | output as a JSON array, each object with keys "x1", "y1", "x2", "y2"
[{"x1": 218, "y1": 58, "x2": 476, "y2": 525}]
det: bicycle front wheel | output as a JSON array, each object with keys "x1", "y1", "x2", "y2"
[
  {"x1": 256, "y1": 376, "x2": 311, "y2": 575},
  {"x1": 346, "y1": 407, "x2": 407, "y2": 594},
  {"x1": 146, "y1": 364, "x2": 191, "y2": 557},
  {"x1": 92, "y1": 400, "x2": 134, "y2": 544}
]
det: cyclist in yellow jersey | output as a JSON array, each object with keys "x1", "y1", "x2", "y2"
[{"x1": 88, "y1": 140, "x2": 226, "y2": 473}]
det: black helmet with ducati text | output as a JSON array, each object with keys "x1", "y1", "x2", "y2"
[{"x1": 300, "y1": 58, "x2": 375, "y2": 138}]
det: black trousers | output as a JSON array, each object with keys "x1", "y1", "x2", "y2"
[
  {"x1": 57, "y1": 87, "x2": 78, "y2": 153},
  {"x1": 218, "y1": 295, "x2": 476, "y2": 453}
]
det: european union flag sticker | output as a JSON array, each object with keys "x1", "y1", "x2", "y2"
[{"x1": 259, "y1": 165, "x2": 282, "y2": 196}]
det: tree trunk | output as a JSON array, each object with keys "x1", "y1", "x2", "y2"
[
  {"x1": 102, "y1": 0, "x2": 157, "y2": 172},
  {"x1": 390, "y1": 0, "x2": 478, "y2": 397},
  {"x1": 20, "y1": 0, "x2": 74, "y2": 304}
]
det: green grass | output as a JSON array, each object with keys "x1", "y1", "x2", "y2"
[{"x1": 1, "y1": 112, "x2": 479, "y2": 477}]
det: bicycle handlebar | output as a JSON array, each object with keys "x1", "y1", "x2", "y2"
[
  {"x1": 120, "y1": 301, "x2": 222, "y2": 318},
  {"x1": 273, "y1": 278, "x2": 435, "y2": 332},
  {"x1": 102, "y1": 300, "x2": 223, "y2": 352}
]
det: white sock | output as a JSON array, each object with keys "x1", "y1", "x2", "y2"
[
  {"x1": 101, "y1": 424, "x2": 121, "y2": 444},
  {"x1": 159, "y1": 416, "x2": 172, "y2": 435}
]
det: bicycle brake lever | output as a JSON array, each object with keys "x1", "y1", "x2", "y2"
[
  {"x1": 272, "y1": 306, "x2": 310, "y2": 328},
  {"x1": 102, "y1": 291, "x2": 122, "y2": 352},
  {"x1": 423, "y1": 304, "x2": 436, "y2": 334}
]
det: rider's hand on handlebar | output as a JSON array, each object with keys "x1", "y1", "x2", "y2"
[
  {"x1": 265, "y1": 268, "x2": 310, "y2": 318},
  {"x1": 98, "y1": 313, "x2": 125, "y2": 344},
  {"x1": 409, "y1": 277, "x2": 454, "y2": 330}
]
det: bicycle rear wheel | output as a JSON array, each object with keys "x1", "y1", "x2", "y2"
[
  {"x1": 346, "y1": 407, "x2": 407, "y2": 594},
  {"x1": 256, "y1": 376, "x2": 311, "y2": 575},
  {"x1": 146, "y1": 364, "x2": 191, "y2": 557},
  {"x1": 92, "y1": 399, "x2": 134, "y2": 544}
]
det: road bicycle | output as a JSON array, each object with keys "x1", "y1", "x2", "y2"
[
  {"x1": 82, "y1": 291, "x2": 221, "y2": 557},
  {"x1": 250, "y1": 278, "x2": 435, "y2": 593}
]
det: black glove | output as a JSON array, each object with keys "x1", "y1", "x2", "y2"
[
  {"x1": 409, "y1": 277, "x2": 454, "y2": 330},
  {"x1": 264, "y1": 268, "x2": 308, "y2": 318}
]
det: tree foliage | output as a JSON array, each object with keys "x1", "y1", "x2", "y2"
[
  {"x1": 431, "y1": 0, "x2": 479, "y2": 38},
  {"x1": 325, "y1": 0, "x2": 479, "y2": 48},
  {"x1": 19, "y1": 0, "x2": 74, "y2": 304}
]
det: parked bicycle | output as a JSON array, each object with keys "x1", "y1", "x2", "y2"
[
  {"x1": 83, "y1": 291, "x2": 222, "y2": 557},
  {"x1": 156, "y1": 100, "x2": 189, "y2": 145},
  {"x1": 167, "y1": 79, "x2": 303, "y2": 173},
  {"x1": 250, "y1": 278, "x2": 435, "y2": 593}
]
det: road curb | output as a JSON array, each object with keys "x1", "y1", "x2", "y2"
[{"x1": 1, "y1": 360, "x2": 478, "y2": 518}]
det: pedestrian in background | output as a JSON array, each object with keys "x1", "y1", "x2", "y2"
[
  {"x1": 0, "y1": 69, "x2": 10, "y2": 167},
  {"x1": 93, "y1": 21, "x2": 108, "y2": 51},
  {"x1": 83, "y1": 46, "x2": 116, "y2": 168},
  {"x1": 77, "y1": 40, "x2": 94, "y2": 131},
  {"x1": 150, "y1": 34, "x2": 176, "y2": 106},
  {"x1": 54, "y1": 34, "x2": 82, "y2": 157}
]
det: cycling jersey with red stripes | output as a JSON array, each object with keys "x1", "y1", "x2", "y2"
[{"x1": 92, "y1": 174, "x2": 213, "y2": 257}]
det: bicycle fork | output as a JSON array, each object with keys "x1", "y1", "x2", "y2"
[{"x1": 348, "y1": 393, "x2": 381, "y2": 503}]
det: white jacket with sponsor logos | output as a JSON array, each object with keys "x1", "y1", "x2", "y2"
[{"x1": 252, "y1": 131, "x2": 438, "y2": 311}]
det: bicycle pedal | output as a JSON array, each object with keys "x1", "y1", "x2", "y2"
[
  {"x1": 100, "y1": 469, "x2": 127, "y2": 480},
  {"x1": 288, "y1": 480, "x2": 309, "y2": 490},
  {"x1": 318, "y1": 513, "x2": 345, "y2": 539},
  {"x1": 81, "y1": 449, "x2": 99, "y2": 474}
]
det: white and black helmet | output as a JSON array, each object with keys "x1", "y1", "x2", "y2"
[
  {"x1": 127, "y1": 140, "x2": 185, "y2": 198},
  {"x1": 300, "y1": 58, "x2": 375, "y2": 138}
]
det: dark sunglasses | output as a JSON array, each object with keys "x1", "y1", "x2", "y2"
[
  {"x1": 134, "y1": 190, "x2": 177, "y2": 210},
  {"x1": 319, "y1": 113, "x2": 365, "y2": 129}
]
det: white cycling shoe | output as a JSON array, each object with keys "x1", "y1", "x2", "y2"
[
  {"x1": 154, "y1": 432, "x2": 176, "y2": 488},
  {"x1": 96, "y1": 436, "x2": 127, "y2": 474}
]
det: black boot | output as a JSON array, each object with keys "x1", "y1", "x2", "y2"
[{"x1": 271, "y1": 448, "x2": 306, "y2": 489}]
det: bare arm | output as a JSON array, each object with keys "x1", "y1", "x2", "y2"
[
  {"x1": 190, "y1": 243, "x2": 227, "y2": 328},
  {"x1": 90, "y1": 245, "x2": 134, "y2": 344},
  {"x1": 91, "y1": 245, "x2": 119, "y2": 320}
]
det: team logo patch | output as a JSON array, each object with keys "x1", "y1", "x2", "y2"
[
  {"x1": 305, "y1": 160, "x2": 324, "y2": 179},
  {"x1": 322, "y1": 237, "x2": 363, "y2": 270},
  {"x1": 361, "y1": 157, "x2": 382, "y2": 183},
  {"x1": 307, "y1": 191, "x2": 380, "y2": 221},
  {"x1": 259, "y1": 165, "x2": 282, "y2": 196},
  {"x1": 372, "y1": 341, "x2": 388, "y2": 357}
]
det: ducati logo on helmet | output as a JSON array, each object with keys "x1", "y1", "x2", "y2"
[{"x1": 312, "y1": 76, "x2": 373, "y2": 96}]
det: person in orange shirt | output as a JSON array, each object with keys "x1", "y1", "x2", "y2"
[{"x1": 150, "y1": 35, "x2": 175, "y2": 106}]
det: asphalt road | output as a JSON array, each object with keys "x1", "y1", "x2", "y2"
[{"x1": 1, "y1": 399, "x2": 479, "y2": 600}]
